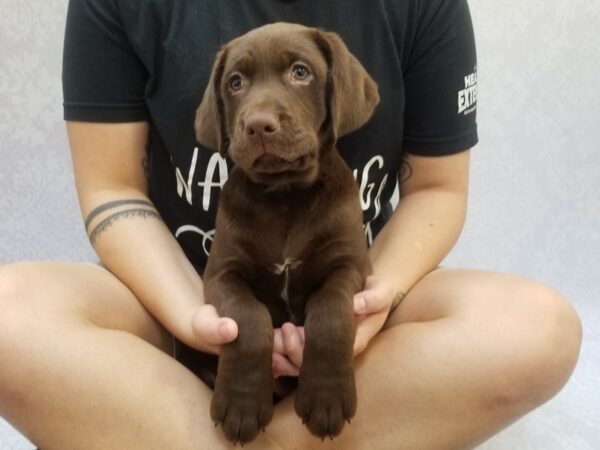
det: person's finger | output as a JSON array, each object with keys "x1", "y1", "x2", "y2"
[
  {"x1": 282, "y1": 322, "x2": 304, "y2": 368},
  {"x1": 272, "y1": 352, "x2": 300, "y2": 378},
  {"x1": 191, "y1": 304, "x2": 238, "y2": 353},
  {"x1": 353, "y1": 311, "x2": 387, "y2": 357},
  {"x1": 353, "y1": 276, "x2": 395, "y2": 316},
  {"x1": 273, "y1": 328, "x2": 285, "y2": 354}
]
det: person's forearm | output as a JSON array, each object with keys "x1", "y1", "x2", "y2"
[
  {"x1": 369, "y1": 187, "x2": 467, "y2": 297},
  {"x1": 85, "y1": 188, "x2": 204, "y2": 345}
]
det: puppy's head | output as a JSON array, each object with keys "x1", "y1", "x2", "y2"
[{"x1": 195, "y1": 22, "x2": 379, "y2": 188}]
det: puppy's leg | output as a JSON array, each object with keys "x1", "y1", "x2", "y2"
[
  {"x1": 205, "y1": 272, "x2": 274, "y2": 444},
  {"x1": 295, "y1": 266, "x2": 361, "y2": 439}
]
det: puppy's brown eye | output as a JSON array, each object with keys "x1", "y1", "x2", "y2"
[
  {"x1": 228, "y1": 74, "x2": 244, "y2": 91},
  {"x1": 291, "y1": 64, "x2": 310, "y2": 81}
]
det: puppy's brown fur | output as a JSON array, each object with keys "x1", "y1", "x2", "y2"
[{"x1": 195, "y1": 22, "x2": 379, "y2": 444}]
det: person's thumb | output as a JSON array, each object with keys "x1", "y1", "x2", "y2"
[
  {"x1": 191, "y1": 304, "x2": 238, "y2": 352},
  {"x1": 353, "y1": 277, "x2": 391, "y2": 316}
]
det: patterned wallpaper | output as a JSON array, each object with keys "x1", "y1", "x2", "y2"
[
  {"x1": 0, "y1": 0, "x2": 94, "y2": 264},
  {"x1": 451, "y1": 2, "x2": 600, "y2": 448},
  {"x1": 0, "y1": 0, "x2": 598, "y2": 449}
]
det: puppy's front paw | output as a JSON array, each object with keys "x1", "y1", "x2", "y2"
[
  {"x1": 295, "y1": 366, "x2": 356, "y2": 439},
  {"x1": 211, "y1": 371, "x2": 274, "y2": 444}
]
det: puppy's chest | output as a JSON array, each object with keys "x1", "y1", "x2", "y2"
[
  {"x1": 227, "y1": 182, "x2": 338, "y2": 325},
  {"x1": 268, "y1": 255, "x2": 303, "y2": 323},
  {"x1": 249, "y1": 225, "x2": 325, "y2": 326}
]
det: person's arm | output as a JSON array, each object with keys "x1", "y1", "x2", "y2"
[
  {"x1": 349, "y1": 150, "x2": 469, "y2": 353},
  {"x1": 271, "y1": 150, "x2": 470, "y2": 374},
  {"x1": 370, "y1": 150, "x2": 469, "y2": 296},
  {"x1": 67, "y1": 121, "x2": 237, "y2": 353}
]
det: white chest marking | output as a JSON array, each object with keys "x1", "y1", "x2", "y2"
[
  {"x1": 272, "y1": 258, "x2": 301, "y2": 276},
  {"x1": 271, "y1": 258, "x2": 302, "y2": 321}
]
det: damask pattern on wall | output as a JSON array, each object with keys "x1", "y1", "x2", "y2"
[{"x1": 0, "y1": 0, "x2": 94, "y2": 263}]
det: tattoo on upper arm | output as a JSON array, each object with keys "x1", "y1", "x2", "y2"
[{"x1": 88, "y1": 208, "x2": 162, "y2": 245}]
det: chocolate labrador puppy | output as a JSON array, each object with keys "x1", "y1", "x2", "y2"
[{"x1": 195, "y1": 22, "x2": 379, "y2": 444}]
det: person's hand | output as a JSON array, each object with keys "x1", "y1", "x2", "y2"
[
  {"x1": 272, "y1": 323, "x2": 305, "y2": 378},
  {"x1": 352, "y1": 275, "x2": 400, "y2": 356},
  {"x1": 271, "y1": 276, "x2": 401, "y2": 378},
  {"x1": 188, "y1": 304, "x2": 238, "y2": 354}
]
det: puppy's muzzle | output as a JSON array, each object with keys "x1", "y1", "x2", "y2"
[
  {"x1": 244, "y1": 111, "x2": 280, "y2": 140},
  {"x1": 243, "y1": 110, "x2": 315, "y2": 174},
  {"x1": 253, "y1": 152, "x2": 314, "y2": 174}
]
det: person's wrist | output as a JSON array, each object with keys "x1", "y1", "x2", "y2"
[
  {"x1": 368, "y1": 262, "x2": 416, "y2": 309},
  {"x1": 158, "y1": 300, "x2": 200, "y2": 347}
]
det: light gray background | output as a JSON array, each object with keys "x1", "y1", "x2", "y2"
[{"x1": 0, "y1": 0, "x2": 598, "y2": 448}]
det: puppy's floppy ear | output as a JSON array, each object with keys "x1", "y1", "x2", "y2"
[
  {"x1": 195, "y1": 47, "x2": 229, "y2": 155},
  {"x1": 314, "y1": 31, "x2": 380, "y2": 139}
]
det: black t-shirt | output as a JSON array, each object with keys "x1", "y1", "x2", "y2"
[{"x1": 63, "y1": 0, "x2": 478, "y2": 272}]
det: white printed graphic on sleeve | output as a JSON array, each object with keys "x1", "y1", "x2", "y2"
[{"x1": 458, "y1": 69, "x2": 477, "y2": 116}]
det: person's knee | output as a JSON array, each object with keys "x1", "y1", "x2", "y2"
[
  {"x1": 0, "y1": 262, "x2": 37, "y2": 332},
  {"x1": 490, "y1": 282, "x2": 582, "y2": 413},
  {"x1": 532, "y1": 284, "x2": 581, "y2": 391},
  {"x1": 0, "y1": 262, "x2": 60, "y2": 331},
  {"x1": 0, "y1": 263, "x2": 40, "y2": 409}
]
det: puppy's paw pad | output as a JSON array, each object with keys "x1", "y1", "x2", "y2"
[
  {"x1": 295, "y1": 371, "x2": 356, "y2": 439},
  {"x1": 211, "y1": 385, "x2": 273, "y2": 444}
]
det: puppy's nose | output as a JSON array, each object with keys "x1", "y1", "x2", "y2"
[{"x1": 244, "y1": 112, "x2": 280, "y2": 139}]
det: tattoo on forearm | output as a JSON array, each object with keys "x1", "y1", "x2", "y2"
[
  {"x1": 142, "y1": 156, "x2": 151, "y2": 180},
  {"x1": 389, "y1": 291, "x2": 406, "y2": 316},
  {"x1": 84, "y1": 199, "x2": 155, "y2": 230},
  {"x1": 88, "y1": 208, "x2": 162, "y2": 245}
]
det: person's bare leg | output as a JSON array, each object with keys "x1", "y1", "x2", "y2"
[
  {"x1": 0, "y1": 262, "x2": 279, "y2": 450},
  {"x1": 267, "y1": 269, "x2": 582, "y2": 450},
  {"x1": 0, "y1": 264, "x2": 582, "y2": 449}
]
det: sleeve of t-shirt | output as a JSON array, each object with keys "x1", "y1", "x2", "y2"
[
  {"x1": 62, "y1": 0, "x2": 149, "y2": 122},
  {"x1": 402, "y1": 0, "x2": 478, "y2": 156}
]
